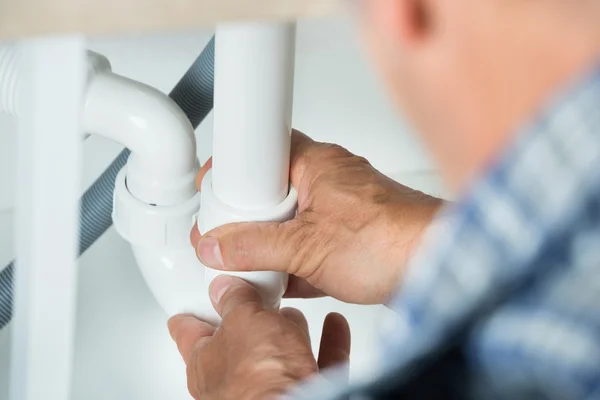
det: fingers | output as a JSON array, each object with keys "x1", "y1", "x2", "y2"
[
  {"x1": 190, "y1": 157, "x2": 212, "y2": 245},
  {"x1": 190, "y1": 224, "x2": 201, "y2": 246},
  {"x1": 195, "y1": 218, "x2": 313, "y2": 276},
  {"x1": 284, "y1": 276, "x2": 325, "y2": 299},
  {"x1": 168, "y1": 314, "x2": 216, "y2": 364},
  {"x1": 209, "y1": 275, "x2": 263, "y2": 318},
  {"x1": 280, "y1": 307, "x2": 310, "y2": 341},
  {"x1": 317, "y1": 313, "x2": 351, "y2": 371},
  {"x1": 195, "y1": 157, "x2": 212, "y2": 191},
  {"x1": 191, "y1": 130, "x2": 324, "y2": 274}
]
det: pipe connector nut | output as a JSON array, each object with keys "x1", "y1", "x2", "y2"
[
  {"x1": 197, "y1": 170, "x2": 298, "y2": 310},
  {"x1": 113, "y1": 167, "x2": 200, "y2": 249}
]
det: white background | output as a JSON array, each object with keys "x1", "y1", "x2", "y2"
[{"x1": 0, "y1": 15, "x2": 443, "y2": 399}]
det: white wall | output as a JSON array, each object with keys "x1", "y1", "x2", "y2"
[{"x1": 0, "y1": 16, "x2": 442, "y2": 399}]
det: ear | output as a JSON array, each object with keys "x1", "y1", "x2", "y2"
[{"x1": 365, "y1": 0, "x2": 432, "y2": 47}]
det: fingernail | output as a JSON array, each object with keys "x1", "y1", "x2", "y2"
[
  {"x1": 209, "y1": 275, "x2": 235, "y2": 304},
  {"x1": 197, "y1": 236, "x2": 224, "y2": 268}
]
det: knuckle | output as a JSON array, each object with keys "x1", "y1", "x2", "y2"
[
  {"x1": 192, "y1": 335, "x2": 213, "y2": 353},
  {"x1": 226, "y1": 295, "x2": 262, "y2": 318},
  {"x1": 316, "y1": 143, "x2": 350, "y2": 160},
  {"x1": 303, "y1": 143, "x2": 343, "y2": 171},
  {"x1": 284, "y1": 219, "x2": 331, "y2": 279},
  {"x1": 283, "y1": 223, "x2": 313, "y2": 275},
  {"x1": 350, "y1": 154, "x2": 372, "y2": 166}
]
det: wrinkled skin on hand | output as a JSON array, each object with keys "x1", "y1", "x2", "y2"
[
  {"x1": 191, "y1": 130, "x2": 442, "y2": 304},
  {"x1": 168, "y1": 275, "x2": 351, "y2": 400}
]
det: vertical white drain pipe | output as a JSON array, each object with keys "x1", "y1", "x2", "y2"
[
  {"x1": 11, "y1": 36, "x2": 85, "y2": 400},
  {"x1": 198, "y1": 22, "x2": 297, "y2": 311},
  {"x1": 212, "y1": 22, "x2": 296, "y2": 210}
]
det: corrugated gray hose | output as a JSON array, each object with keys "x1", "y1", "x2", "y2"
[{"x1": 0, "y1": 37, "x2": 215, "y2": 329}]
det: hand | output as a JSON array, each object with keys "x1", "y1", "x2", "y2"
[
  {"x1": 191, "y1": 130, "x2": 443, "y2": 304},
  {"x1": 168, "y1": 275, "x2": 351, "y2": 400}
]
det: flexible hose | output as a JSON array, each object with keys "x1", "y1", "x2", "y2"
[{"x1": 0, "y1": 37, "x2": 215, "y2": 329}]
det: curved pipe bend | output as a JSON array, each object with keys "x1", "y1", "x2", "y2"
[
  {"x1": 0, "y1": 42, "x2": 216, "y2": 328},
  {"x1": 83, "y1": 72, "x2": 198, "y2": 206},
  {"x1": 131, "y1": 245, "x2": 219, "y2": 324},
  {"x1": 94, "y1": 74, "x2": 209, "y2": 319}
]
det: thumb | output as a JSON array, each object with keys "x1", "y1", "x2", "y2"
[
  {"x1": 209, "y1": 275, "x2": 263, "y2": 318},
  {"x1": 195, "y1": 218, "x2": 314, "y2": 276}
]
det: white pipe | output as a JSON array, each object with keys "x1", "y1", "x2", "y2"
[
  {"x1": 131, "y1": 245, "x2": 220, "y2": 325},
  {"x1": 212, "y1": 22, "x2": 296, "y2": 210},
  {"x1": 197, "y1": 21, "x2": 298, "y2": 313},
  {"x1": 1, "y1": 47, "x2": 197, "y2": 207},
  {"x1": 1, "y1": 46, "x2": 197, "y2": 208},
  {"x1": 105, "y1": 22, "x2": 297, "y2": 322},
  {"x1": 83, "y1": 70, "x2": 211, "y2": 320},
  {"x1": 2, "y1": 33, "x2": 296, "y2": 326},
  {"x1": 82, "y1": 72, "x2": 198, "y2": 206},
  {"x1": 10, "y1": 36, "x2": 85, "y2": 400},
  {"x1": 1, "y1": 45, "x2": 211, "y2": 323},
  {"x1": 0, "y1": 47, "x2": 110, "y2": 120},
  {"x1": 1, "y1": 46, "x2": 198, "y2": 207},
  {"x1": 199, "y1": 171, "x2": 297, "y2": 310}
]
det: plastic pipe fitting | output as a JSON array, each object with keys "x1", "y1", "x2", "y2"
[
  {"x1": 200, "y1": 21, "x2": 298, "y2": 312},
  {"x1": 197, "y1": 171, "x2": 298, "y2": 310},
  {"x1": 83, "y1": 71, "x2": 199, "y2": 207}
]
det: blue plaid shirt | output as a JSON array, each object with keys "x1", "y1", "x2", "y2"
[{"x1": 290, "y1": 66, "x2": 600, "y2": 400}]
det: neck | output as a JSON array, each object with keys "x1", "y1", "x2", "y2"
[{"x1": 436, "y1": 2, "x2": 600, "y2": 194}]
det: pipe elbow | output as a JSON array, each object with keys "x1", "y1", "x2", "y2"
[
  {"x1": 131, "y1": 245, "x2": 220, "y2": 324},
  {"x1": 83, "y1": 72, "x2": 198, "y2": 206}
]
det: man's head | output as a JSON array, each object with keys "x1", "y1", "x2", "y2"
[{"x1": 356, "y1": 0, "x2": 600, "y2": 192}]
